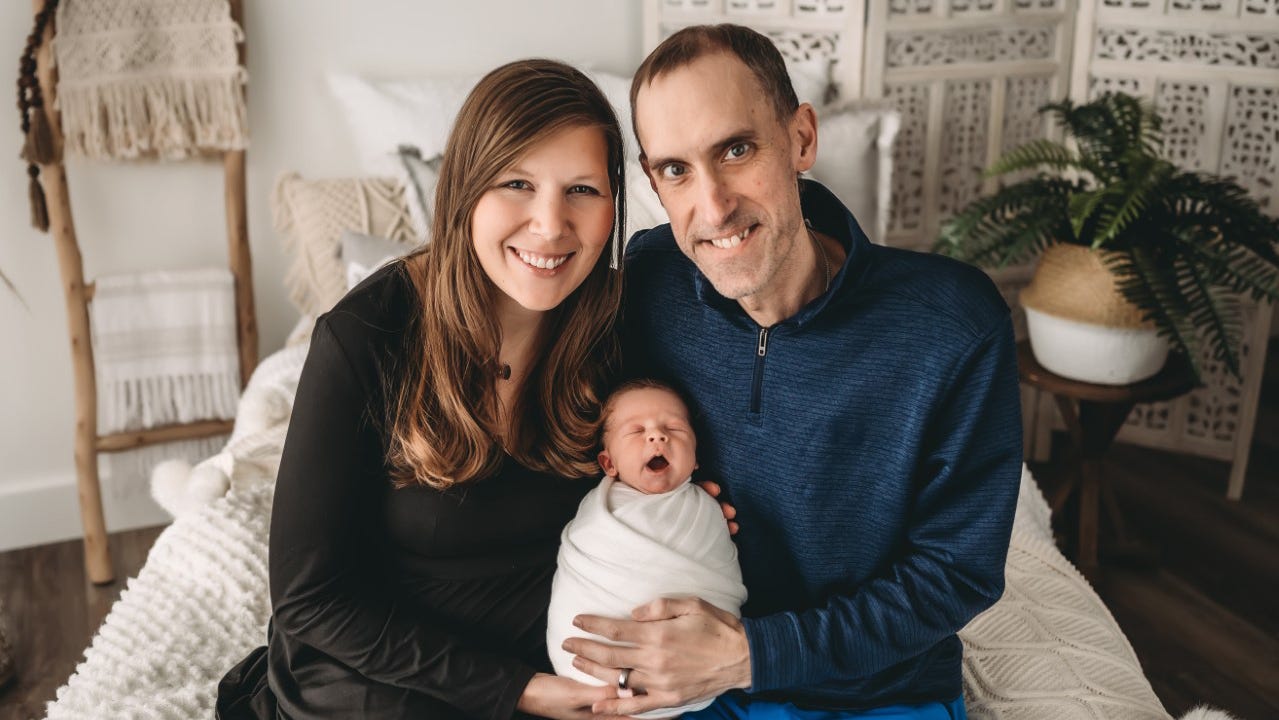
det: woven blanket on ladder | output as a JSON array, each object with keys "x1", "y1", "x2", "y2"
[{"x1": 89, "y1": 268, "x2": 241, "y2": 490}]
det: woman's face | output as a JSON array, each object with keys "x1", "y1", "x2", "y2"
[{"x1": 471, "y1": 124, "x2": 614, "y2": 317}]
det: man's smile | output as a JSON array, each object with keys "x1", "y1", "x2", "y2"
[{"x1": 702, "y1": 224, "x2": 757, "y2": 250}]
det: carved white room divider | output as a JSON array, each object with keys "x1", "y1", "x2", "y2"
[
  {"x1": 1063, "y1": 0, "x2": 1278, "y2": 498},
  {"x1": 643, "y1": 1, "x2": 868, "y2": 97},
  {"x1": 862, "y1": 0, "x2": 1079, "y2": 254},
  {"x1": 641, "y1": 0, "x2": 1276, "y2": 497}
]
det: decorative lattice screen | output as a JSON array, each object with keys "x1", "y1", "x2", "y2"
[
  {"x1": 643, "y1": 0, "x2": 867, "y2": 98},
  {"x1": 863, "y1": 1, "x2": 1078, "y2": 253},
  {"x1": 1064, "y1": 0, "x2": 1278, "y2": 497}
]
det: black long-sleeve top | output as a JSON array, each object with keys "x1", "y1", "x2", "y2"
[{"x1": 217, "y1": 263, "x2": 596, "y2": 720}]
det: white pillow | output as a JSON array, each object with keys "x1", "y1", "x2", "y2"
[
  {"x1": 786, "y1": 56, "x2": 832, "y2": 107},
  {"x1": 328, "y1": 72, "x2": 480, "y2": 175},
  {"x1": 340, "y1": 230, "x2": 418, "y2": 291},
  {"x1": 326, "y1": 64, "x2": 896, "y2": 250},
  {"x1": 328, "y1": 68, "x2": 669, "y2": 244},
  {"x1": 808, "y1": 101, "x2": 900, "y2": 245}
]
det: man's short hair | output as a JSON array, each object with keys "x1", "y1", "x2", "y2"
[{"x1": 629, "y1": 24, "x2": 799, "y2": 153}]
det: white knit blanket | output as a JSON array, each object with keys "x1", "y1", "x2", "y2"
[
  {"x1": 89, "y1": 268, "x2": 241, "y2": 434},
  {"x1": 43, "y1": 347, "x2": 1237, "y2": 718},
  {"x1": 89, "y1": 267, "x2": 242, "y2": 496},
  {"x1": 53, "y1": 0, "x2": 249, "y2": 160},
  {"x1": 546, "y1": 477, "x2": 748, "y2": 719}
]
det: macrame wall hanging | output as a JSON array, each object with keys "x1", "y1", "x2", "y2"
[
  {"x1": 52, "y1": 0, "x2": 249, "y2": 161},
  {"x1": 16, "y1": 0, "x2": 249, "y2": 231}
]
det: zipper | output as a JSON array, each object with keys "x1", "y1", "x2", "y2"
[{"x1": 750, "y1": 327, "x2": 769, "y2": 414}]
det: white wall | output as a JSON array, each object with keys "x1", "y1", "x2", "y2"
[{"x1": 0, "y1": 0, "x2": 643, "y2": 550}]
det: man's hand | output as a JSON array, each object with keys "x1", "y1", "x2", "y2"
[
  {"x1": 695, "y1": 480, "x2": 739, "y2": 535},
  {"x1": 516, "y1": 673, "x2": 620, "y2": 720},
  {"x1": 563, "y1": 597, "x2": 751, "y2": 716}
]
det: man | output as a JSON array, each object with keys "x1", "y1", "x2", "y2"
[{"x1": 561, "y1": 24, "x2": 1022, "y2": 719}]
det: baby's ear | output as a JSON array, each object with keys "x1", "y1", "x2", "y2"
[{"x1": 598, "y1": 450, "x2": 619, "y2": 477}]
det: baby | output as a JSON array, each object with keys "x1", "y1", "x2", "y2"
[{"x1": 546, "y1": 379, "x2": 747, "y2": 719}]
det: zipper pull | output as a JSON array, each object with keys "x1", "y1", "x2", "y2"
[{"x1": 757, "y1": 327, "x2": 769, "y2": 357}]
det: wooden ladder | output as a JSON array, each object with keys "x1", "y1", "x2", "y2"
[{"x1": 31, "y1": 0, "x2": 258, "y2": 584}]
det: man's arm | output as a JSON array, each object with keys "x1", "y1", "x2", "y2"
[{"x1": 569, "y1": 316, "x2": 1022, "y2": 714}]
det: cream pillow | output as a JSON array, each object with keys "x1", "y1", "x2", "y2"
[
  {"x1": 808, "y1": 101, "x2": 900, "y2": 245},
  {"x1": 271, "y1": 173, "x2": 419, "y2": 316},
  {"x1": 328, "y1": 69, "x2": 667, "y2": 243},
  {"x1": 326, "y1": 65, "x2": 904, "y2": 249}
]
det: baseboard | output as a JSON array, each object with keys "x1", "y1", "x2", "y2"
[{"x1": 0, "y1": 470, "x2": 172, "y2": 552}]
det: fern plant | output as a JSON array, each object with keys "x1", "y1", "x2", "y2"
[{"x1": 936, "y1": 92, "x2": 1279, "y2": 381}]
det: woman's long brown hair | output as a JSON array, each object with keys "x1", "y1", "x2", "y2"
[{"x1": 386, "y1": 59, "x2": 626, "y2": 490}]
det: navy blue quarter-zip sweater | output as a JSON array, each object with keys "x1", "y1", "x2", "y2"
[{"x1": 621, "y1": 181, "x2": 1022, "y2": 710}]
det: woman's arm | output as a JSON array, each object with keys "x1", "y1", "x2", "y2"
[{"x1": 268, "y1": 316, "x2": 534, "y2": 720}]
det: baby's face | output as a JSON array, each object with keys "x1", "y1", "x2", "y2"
[{"x1": 598, "y1": 387, "x2": 698, "y2": 494}]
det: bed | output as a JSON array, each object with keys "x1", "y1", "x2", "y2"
[
  {"x1": 37, "y1": 19, "x2": 1238, "y2": 720},
  {"x1": 42, "y1": 337, "x2": 1223, "y2": 719}
]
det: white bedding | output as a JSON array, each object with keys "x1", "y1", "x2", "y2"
[{"x1": 43, "y1": 342, "x2": 1226, "y2": 720}]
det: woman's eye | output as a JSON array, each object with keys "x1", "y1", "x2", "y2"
[
  {"x1": 726, "y1": 143, "x2": 749, "y2": 159},
  {"x1": 502, "y1": 179, "x2": 531, "y2": 190},
  {"x1": 568, "y1": 184, "x2": 599, "y2": 195},
  {"x1": 660, "y1": 164, "x2": 686, "y2": 180}
]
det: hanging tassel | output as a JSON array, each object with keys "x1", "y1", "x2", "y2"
[
  {"x1": 20, "y1": 126, "x2": 35, "y2": 164},
  {"x1": 26, "y1": 111, "x2": 57, "y2": 165},
  {"x1": 28, "y1": 164, "x2": 49, "y2": 232}
]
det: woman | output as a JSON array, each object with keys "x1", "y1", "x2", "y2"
[{"x1": 217, "y1": 59, "x2": 627, "y2": 720}]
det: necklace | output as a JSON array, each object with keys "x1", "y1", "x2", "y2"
[
  {"x1": 496, "y1": 362, "x2": 512, "y2": 381},
  {"x1": 807, "y1": 219, "x2": 831, "y2": 294}
]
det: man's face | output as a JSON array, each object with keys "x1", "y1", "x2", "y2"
[{"x1": 635, "y1": 52, "x2": 816, "y2": 303}]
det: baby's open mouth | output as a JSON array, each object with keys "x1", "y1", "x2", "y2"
[{"x1": 645, "y1": 455, "x2": 670, "y2": 472}]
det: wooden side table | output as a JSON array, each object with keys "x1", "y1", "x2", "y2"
[{"x1": 1017, "y1": 341, "x2": 1197, "y2": 578}]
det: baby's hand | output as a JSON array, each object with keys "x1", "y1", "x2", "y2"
[{"x1": 694, "y1": 480, "x2": 739, "y2": 535}]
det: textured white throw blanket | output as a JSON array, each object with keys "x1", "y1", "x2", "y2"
[
  {"x1": 89, "y1": 267, "x2": 241, "y2": 492},
  {"x1": 547, "y1": 476, "x2": 747, "y2": 719},
  {"x1": 53, "y1": 0, "x2": 249, "y2": 159},
  {"x1": 90, "y1": 268, "x2": 241, "y2": 434}
]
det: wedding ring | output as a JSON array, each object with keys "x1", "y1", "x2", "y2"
[{"x1": 618, "y1": 667, "x2": 633, "y2": 691}]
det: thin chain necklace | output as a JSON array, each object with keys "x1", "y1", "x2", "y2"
[{"x1": 807, "y1": 219, "x2": 831, "y2": 294}]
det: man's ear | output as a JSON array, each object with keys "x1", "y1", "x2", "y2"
[
  {"x1": 790, "y1": 102, "x2": 818, "y2": 174},
  {"x1": 598, "y1": 450, "x2": 619, "y2": 478},
  {"x1": 639, "y1": 154, "x2": 661, "y2": 197}
]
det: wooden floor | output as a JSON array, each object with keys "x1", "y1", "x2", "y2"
[
  {"x1": 1, "y1": 351, "x2": 1277, "y2": 720},
  {"x1": 0, "y1": 525, "x2": 164, "y2": 720}
]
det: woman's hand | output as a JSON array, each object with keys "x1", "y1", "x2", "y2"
[
  {"x1": 517, "y1": 673, "x2": 619, "y2": 720},
  {"x1": 694, "y1": 480, "x2": 739, "y2": 535}
]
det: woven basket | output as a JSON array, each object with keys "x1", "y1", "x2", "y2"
[{"x1": 1019, "y1": 243, "x2": 1152, "y2": 329}]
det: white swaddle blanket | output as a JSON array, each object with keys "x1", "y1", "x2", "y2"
[{"x1": 547, "y1": 475, "x2": 748, "y2": 718}]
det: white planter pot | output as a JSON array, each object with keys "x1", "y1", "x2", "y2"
[{"x1": 1025, "y1": 306, "x2": 1170, "y2": 385}]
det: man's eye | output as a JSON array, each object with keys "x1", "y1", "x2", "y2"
[
  {"x1": 726, "y1": 143, "x2": 749, "y2": 159},
  {"x1": 660, "y1": 164, "x2": 686, "y2": 179}
]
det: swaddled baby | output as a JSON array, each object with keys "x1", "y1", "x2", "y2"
[{"x1": 547, "y1": 379, "x2": 747, "y2": 718}]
